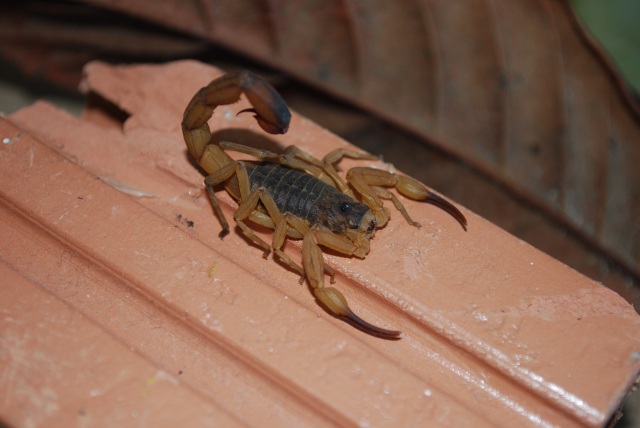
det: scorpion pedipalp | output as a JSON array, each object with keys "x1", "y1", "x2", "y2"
[
  {"x1": 346, "y1": 167, "x2": 467, "y2": 230},
  {"x1": 303, "y1": 228, "x2": 401, "y2": 339},
  {"x1": 314, "y1": 287, "x2": 402, "y2": 339}
]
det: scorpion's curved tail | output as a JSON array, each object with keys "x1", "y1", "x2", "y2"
[{"x1": 181, "y1": 70, "x2": 291, "y2": 160}]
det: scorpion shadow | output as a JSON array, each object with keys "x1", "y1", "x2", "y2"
[{"x1": 183, "y1": 128, "x2": 288, "y2": 172}]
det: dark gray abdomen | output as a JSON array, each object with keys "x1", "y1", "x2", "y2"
[
  {"x1": 245, "y1": 162, "x2": 371, "y2": 234},
  {"x1": 246, "y1": 163, "x2": 332, "y2": 224}
]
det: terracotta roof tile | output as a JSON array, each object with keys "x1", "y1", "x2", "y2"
[{"x1": 1, "y1": 61, "x2": 639, "y2": 427}]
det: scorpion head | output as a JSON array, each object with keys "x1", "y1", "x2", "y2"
[{"x1": 318, "y1": 194, "x2": 376, "y2": 238}]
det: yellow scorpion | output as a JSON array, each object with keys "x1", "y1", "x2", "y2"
[{"x1": 182, "y1": 70, "x2": 467, "y2": 338}]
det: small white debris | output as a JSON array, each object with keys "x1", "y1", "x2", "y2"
[{"x1": 100, "y1": 176, "x2": 156, "y2": 198}]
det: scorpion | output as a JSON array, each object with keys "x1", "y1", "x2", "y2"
[{"x1": 181, "y1": 70, "x2": 467, "y2": 339}]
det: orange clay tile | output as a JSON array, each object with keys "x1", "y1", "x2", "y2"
[{"x1": 1, "y1": 60, "x2": 639, "y2": 427}]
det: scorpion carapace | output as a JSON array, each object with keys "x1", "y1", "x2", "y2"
[{"x1": 182, "y1": 69, "x2": 467, "y2": 339}]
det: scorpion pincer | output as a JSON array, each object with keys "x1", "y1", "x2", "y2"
[{"x1": 181, "y1": 70, "x2": 467, "y2": 339}]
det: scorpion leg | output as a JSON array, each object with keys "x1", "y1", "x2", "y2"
[
  {"x1": 212, "y1": 159, "x2": 334, "y2": 282},
  {"x1": 303, "y1": 228, "x2": 402, "y2": 339},
  {"x1": 233, "y1": 190, "x2": 275, "y2": 258},
  {"x1": 272, "y1": 214, "x2": 307, "y2": 280},
  {"x1": 203, "y1": 161, "x2": 240, "y2": 238},
  {"x1": 231, "y1": 162, "x2": 283, "y2": 258},
  {"x1": 282, "y1": 146, "x2": 379, "y2": 196},
  {"x1": 280, "y1": 146, "x2": 343, "y2": 189},
  {"x1": 322, "y1": 149, "x2": 379, "y2": 195},
  {"x1": 347, "y1": 167, "x2": 467, "y2": 229},
  {"x1": 219, "y1": 141, "x2": 326, "y2": 180},
  {"x1": 272, "y1": 213, "x2": 336, "y2": 284},
  {"x1": 322, "y1": 148, "x2": 379, "y2": 165},
  {"x1": 201, "y1": 147, "x2": 291, "y2": 239},
  {"x1": 371, "y1": 187, "x2": 422, "y2": 228}
]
